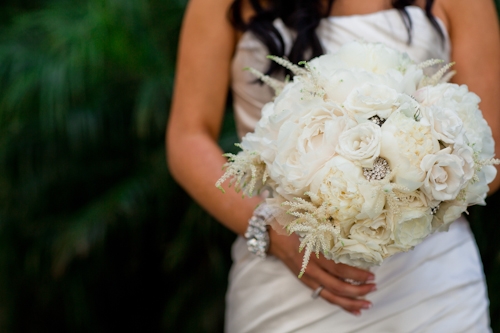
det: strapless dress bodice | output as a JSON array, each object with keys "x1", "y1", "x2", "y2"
[{"x1": 231, "y1": 6, "x2": 450, "y2": 139}]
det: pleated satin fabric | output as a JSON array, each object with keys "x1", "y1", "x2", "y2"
[{"x1": 226, "y1": 6, "x2": 491, "y2": 332}]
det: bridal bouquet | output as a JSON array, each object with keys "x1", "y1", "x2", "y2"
[{"x1": 216, "y1": 41, "x2": 499, "y2": 276}]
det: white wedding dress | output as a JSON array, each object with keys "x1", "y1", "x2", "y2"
[{"x1": 226, "y1": 6, "x2": 491, "y2": 333}]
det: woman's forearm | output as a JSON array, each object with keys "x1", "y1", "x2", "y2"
[{"x1": 167, "y1": 130, "x2": 262, "y2": 235}]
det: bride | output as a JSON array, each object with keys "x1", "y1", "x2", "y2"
[{"x1": 167, "y1": 0, "x2": 500, "y2": 331}]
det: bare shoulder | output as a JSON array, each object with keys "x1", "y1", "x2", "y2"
[
  {"x1": 433, "y1": 0, "x2": 499, "y2": 36},
  {"x1": 182, "y1": 0, "x2": 236, "y2": 36}
]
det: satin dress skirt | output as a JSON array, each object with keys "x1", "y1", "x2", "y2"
[{"x1": 225, "y1": 217, "x2": 491, "y2": 333}]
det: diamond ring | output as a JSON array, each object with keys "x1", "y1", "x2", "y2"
[{"x1": 311, "y1": 286, "x2": 324, "y2": 299}]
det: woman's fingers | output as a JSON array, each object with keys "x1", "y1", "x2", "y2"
[
  {"x1": 301, "y1": 272, "x2": 372, "y2": 314},
  {"x1": 317, "y1": 257, "x2": 375, "y2": 284},
  {"x1": 269, "y1": 231, "x2": 376, "y2": 314},
  {"x1": 321, "y1": 288, "x2": 372, "y2": 314},
  {"x1": 306, "y1": 263, "x2": 376, "y2": 298}
]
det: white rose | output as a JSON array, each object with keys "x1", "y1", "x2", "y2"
[
  {"x1": 344, "y1": 83, "x2": 400, "y2": 120},
  {"x1": 415, "y1": 83, "x2": 494, "y2": 159},
  {"x1": 392, "y1": 207, "x2": 433, "y2": 247},
  {"x1": 327, "y1": 238, "x2": 384, "y2": 268},
  {"x1": 350, "y1": 212, "x2": 392, "y2": 247},
  {"x1": 420, "y1": 147, "x2": 465, "y2": 201},
  {"x1": 431, "y1": 201, "x2": 467, "y2": 232},
  {"x1": 420, "y1": 105, "x2": 464, "y2": 145},
  {"x1": 336, "y1": 122, "x2": 382, "y2": 168}
]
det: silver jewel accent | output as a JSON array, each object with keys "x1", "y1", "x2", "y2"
[
  {"x1": 368, "y1": 115, "x2": 386, "y2": 126},
  {"x1": 431, "y1": 203, "x2": 440, "y2": 215},
  {"x1": 363, "y1": 157, "x2": 390, "y2": 181},
  {"x1": 311, "y1": 285, "x2": 324, "y2": 299}
]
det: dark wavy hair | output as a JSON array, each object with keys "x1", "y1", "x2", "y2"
[{"x1": 230, "y1": 0, "x2": 444, "y2": 76}]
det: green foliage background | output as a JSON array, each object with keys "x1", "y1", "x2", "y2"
[{"x1": 0, "y1": 0, "x2": 498, "y2": 331}]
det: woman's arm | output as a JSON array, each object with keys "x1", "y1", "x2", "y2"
[
  {"x1": 167, "y1": 0, "x2": 375, "y2": 315},
  {"x1": 167, "y1": 0, "x2": 259, "y2": 235},
  {"x1": 437, "y1": 0, "x2": 500, "y2": 194}
]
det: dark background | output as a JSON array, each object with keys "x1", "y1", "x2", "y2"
[{"x1": 0, "y1": 0, "x2": 498, "y2": 331}]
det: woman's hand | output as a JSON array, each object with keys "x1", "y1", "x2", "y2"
[{"x1": 268, "y1": 228, "x2": 377, "y2": 316}]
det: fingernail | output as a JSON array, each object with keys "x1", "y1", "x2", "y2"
[
  {"x1": 362, "y1": 303, "x2": 372, "y2": 310},
  {"x1": 370, "y1": 285, "x2": 377, "y2": 292},
  {"x1": 366, "y1": 274, "x2": 375, "y2": 282},
  {"x1": 352, "y1": 311, "x2": 361, "y2": 316}
]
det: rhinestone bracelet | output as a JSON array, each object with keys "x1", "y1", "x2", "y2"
[{"x1": 245, "y1": 204, "x2": 273, "y2": 259}]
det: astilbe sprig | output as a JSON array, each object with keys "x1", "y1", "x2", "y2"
[
  {"x1": 297, "y1": 61, "x2": 327, "y2": 100},
  {"x1": 243, "y1": 67, "x2": 286, "y2": 96},
  {"x1": 420, "y1": 61, "x2": 456, "y2": 87},
  {"x1": 247, "y1": 56, "x2": 326, "y2": 101},
  {"x1": 469, "y1": 144, "x2": 500, "y2": 185},
  {"x1": 417, "y1": 59, "x2": 444, "y2": 70},
  {"x1": 427, "y1": 62, "x2": 456, "y2": 86},
  {"x1": 283, "y1": 195, "x2": 341, "y2": 278},
  {"x1": 267, "y1": 55, "x2": 308, "y2": 76},
  {"x1": 215, "y1": 144, "x2": 267, "y2": 198}
]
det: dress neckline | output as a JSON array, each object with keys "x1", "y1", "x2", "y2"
[
  {"x1": 324, "y1": 5, "x2": 449, "y2": 40},
  {"x1": 325, "y1": 5, "x2": 421, "y2": 20}
]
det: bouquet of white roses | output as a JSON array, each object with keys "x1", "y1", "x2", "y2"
[{"x1": 216, "y1": 41, "x2": 499, "y2": 276}]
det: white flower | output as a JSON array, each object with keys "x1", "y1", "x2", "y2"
[
  {"x1": 336, "y1": 122, "x2": 382, "y2": 168},
  {"x1": 382, "y1": 111, "x2": 438, "y2": 166},
  {"x1": 241, "y1": 102, "x2": 277, "y2": 160},
  {"x1": 462, "y1": 166, "x2": 497, "y2": 206},
  {"x1": 420, "y1": 105, "x2": 464, "y2": 145},
  {"x1": 431, "y1": 201, "x2": 467, "y2": 232},
  {"x1": 327, "y1": 238, "x2": 384, "y2": 268},
  {"x1": 308, "y1": 41, "x2": 425, "y2": 103},
  {"x1": 420, "y1": 147, "x2": 465, "y2": 201},
  {"x1": 452, "y1": 143, "x2": 475, "y2": 185},
  {"x1": 343, "y1": 83, "x2": 399, "y2": 121},
  {"x1": 350, "y1": 212, "x2": 392, "y2": 247},
  {"x1": 310, "y1": 156, "x2": 366, "y2": 222},
  {"x1": 415, "y1": 83, "x2": 494, "y2": 160},
  {"x1": 392, "y1": 207, "x2": 433, "y2": 247},
  {"x1": 413, "y1": 84, "x2": 454, "y2": 106},
  {"x1": 379, "y1": 113, "x2": 432, "y2": 192},
  {"x1": 312, "y1": 41, "x2": 413, "y2": 75},
  {"x1": 270, "y1": 105, "x2": 352, "y2": 197}
]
